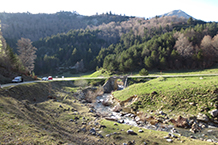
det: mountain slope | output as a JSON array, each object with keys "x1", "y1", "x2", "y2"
[{"x1": 0, "y1": 11, "x2": 131, "y2": 41}]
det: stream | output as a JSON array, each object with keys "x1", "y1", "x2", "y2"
[{"x1": 92, "y1": 93, "x2": 218, "y2": 143}]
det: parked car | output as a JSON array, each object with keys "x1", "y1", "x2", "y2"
[
  {"x1": 48, "y1": 76, "x2": 53, "y2": 80},
  {"x1": 12, "y1": 76, "x2": 23, "y2": 83},
  {"x1": 42, "y1": 77, "x2": 48, "y2": 81}
]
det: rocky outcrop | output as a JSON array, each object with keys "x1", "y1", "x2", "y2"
[{"x1": 103, "y1": 76, "x2": 128, "y2": 93}]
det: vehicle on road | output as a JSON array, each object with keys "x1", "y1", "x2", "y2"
[
  {"x1": 42, "y1": 77, "x2": 48, "y2": 81},
  {"x1": 48, "y1": 76, "x2": 53, "y2": 80},
  {"x1": 12, "y1": 76, "x2": 23, "y2": 83}
]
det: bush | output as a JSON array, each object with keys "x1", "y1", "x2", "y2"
[{"x1": 139, "y1": 68, "x2": 148, "y2": 76}]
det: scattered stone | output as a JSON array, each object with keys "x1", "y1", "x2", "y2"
[
  {"x1": 138, "y1": 130, "x2": 144, "y2": 133},
  {"x1": 105, "y1": 116, "x2": 118, "y2": 122},
  {"x1": 197, "y1": 113, "x2": 209, "y2": 122},
  {"x1": 207, "y1": 139, "x2": 213, "y2": 142},
  {"x1": 89, "y1": 128, "x2": 96, "y2": 135},
  {"x1": 135, "y1": 116, "x2": 141, "y2": 122},
  {"x1": 190, "y1": 136, "x2": 196, "y2": 139},
  {"x1": 114, "y1": 123, "x2": 118, "y2": 126},
  {"x1": 81, "y1": 100, "x2": 87, "y2": 103},
  {"x1": 127, "y1": 129, "x2": 137, "y2": 135},
  {"x1": 209, "y1": 109, "x2": 218, "y2": 118},
  {"x1": 82, "y1": 122, "x2": 86, "y2": 125},
  {"x1": 59, "y1": 105, "x2": 63, "y2": 108},
  {"x1": 164, "y1": 136, "x2": 170, "y2": 139},
  {"x1": 100, "y1": 125, "x2": 107, "y2": 129},
  {"x1": 118, "y1": 120, "x2": 124, "y2": 123},
  {"x1": 166, "y1": 138, "x2": 173, "y2": 143},
  {"x1": 106, "y1": 134, "x2": 111, "y2": 137},
  {"x1": 69, "y1": 119, "x2": 74, "y2": 122},
  {"x1": 151, "y1": 91, "x2": 158, "y2": 95},
  {"x1": 74, "y1": 116, "x2": 79, "y2": 120},
  {"x1": 190, "y1": 122, "x2": 201, "y2": 133},
  {"x1": 89, "y1": 108, "x2": 95, "y2": 113},
  {"x1": 143, "y1": 142, "x2": 147, "y2": 145},
  {"x1": 98, "y1": 134, "x2": 104, "y2": 138}
]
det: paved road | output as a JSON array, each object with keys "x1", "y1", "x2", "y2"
[{"x1": 1, "y1": 73, "x2": 218, "y2": 88}]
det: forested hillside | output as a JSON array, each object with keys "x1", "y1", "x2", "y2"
[
  {"x1": 0, "y1": 11, "x2": 131, "y2": 42},
  {"x1": 1, "y1": 11, "x2": 218, "y2": 75}
]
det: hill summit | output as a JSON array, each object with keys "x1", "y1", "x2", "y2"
[{"x1": 160, "y1": 9, "x2": 192, "y2": 19}]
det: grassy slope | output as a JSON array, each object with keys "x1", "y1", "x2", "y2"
[
  {"x1": 0, "y1": 81, "x2": 215, "y2": 144},
  {"x1": 113, "y1": 76, "x2": 218, "y2": 117}
]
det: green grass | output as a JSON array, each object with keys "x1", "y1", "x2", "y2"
[
  {"x1": 82, "y1": 68, "x2": 111, "y2": 78},
  {"x1": 113, "y1": 76, "x2": 218, "y2": 116},
  {"x1": 99, "y1": 119, "x2": 214, "y2": 145}
]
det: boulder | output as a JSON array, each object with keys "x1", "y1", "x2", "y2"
[
  {"x1": 166, "y1": 139, "x2": 173, "y2": 143},
  {"x1": 209, "y1": 109, "x2": 218, "y2": 118},
  {"x1": 127, "y1": 129, "x2": 137, "y2": 135},
  {"x1": 197, "y1": 113, "x2": 209, "y2": 122}
]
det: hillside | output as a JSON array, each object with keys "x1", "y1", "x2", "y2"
[{"x1": 0, "y1": 11, "x2": 131, "y2": 42}]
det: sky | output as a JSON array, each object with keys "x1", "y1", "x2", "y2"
[{"x1": 1, "y1": 0, "x2": 218, "y2": 22}]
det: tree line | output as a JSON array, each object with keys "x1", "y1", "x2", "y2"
[{"x1": 97, "y1": 21, "x2": 218, "y2": 73}]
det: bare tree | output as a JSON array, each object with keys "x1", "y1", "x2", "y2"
[
  {"x1": 17, "y1": 38, "x2": 37, "y2": 72},
  {"x1": 212, "y1": 34, "x2": 218, "y2": 51},
  {"x1": 174, "y1": 33, "x2": 194, "y2": 58},
  {"x1": 201, "y1": 35, "x2": 216, "y2": 57}
]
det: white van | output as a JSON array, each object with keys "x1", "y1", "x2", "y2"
[{"x1": 12, "y1": 76, "x2": 23, "y2": 83}]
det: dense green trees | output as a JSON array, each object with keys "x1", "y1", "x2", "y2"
[{"x1": 1, "y1": 12, "x2": 218, "y2": 75}]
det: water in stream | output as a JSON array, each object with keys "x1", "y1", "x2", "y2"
[{"x1": 93, "y1": 93, "x2": 218, "y2": 142}]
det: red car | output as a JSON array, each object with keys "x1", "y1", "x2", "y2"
[{"x1": 48, "y1": 76, "x2": 53, "y2": 80}]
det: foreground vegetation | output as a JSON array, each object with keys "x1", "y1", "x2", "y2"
[
  {"x1": 0, "y1": 77, "x2": 216, "y2": 144},
  {"x1": 113, "y1": 75, "x2": 218, "y2": 119}
]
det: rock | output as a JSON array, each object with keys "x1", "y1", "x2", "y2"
[
  {"x1": 114, "y1": 123, "x2": 118, "y2": 126},
  {"x1": 81, "y1": 100, "x2": 87, "y2": 103},
  {"x1": 90, "y1": 128, "x2": 96, "y2": 135},
  {"x1": 209, "y1": 109, "x2": 218, "y2": 118},
  {"x1": 197, "y1": 113, "x2": 209, "y2": 122},
  {"x1": 207, "y1": 139, "x2": 213, "y2": 142},
  {"x1": 189, "y1": 102, "x2": 196, "y2": 106},
  {"x1": 59, "y1": 105, "x2": 63, "y2": 108},
  {"x1": 143, "y1": 142, "x2": 147, "y2": 145},
  {"x1": 127, "y1": 129, "x2": 137, "y2": 135},
  {"x1": 159, "y1": 110, "x2": 165, "y2": 115},
  {"x1": 166, "y1": 139, "x2": 173, "y2": 142},
  {"x1": 190, "y1": 122, "x2": 201, "y2": 133},
  {"x1": 164, "y1": 136, "x2": 170, "y2": 139},
  {"x1": 151, "y1": 91, "x2": 158, "y2": 95},
  {"x1": 98, "y1": 134, "x2": 104, "y2": 138},
  {"x1": 74, "y1": 116, "x2": 79, "y2": 120},
  {"x1": 138, "y1": 130, "x2": 144, "y2": 133},
  {"x1": 69, "y1": 119, "x2": 74, "y2": 122},
  {"x1": 105, "y1": 116, "x2": 118, "y2": 122},
  {"x1": 118, "y1": 120, "x2": 124, "y2": 124},
  {"x1": 106, "y1": 134, "x2": 111, "y2": 137},
  {"x1": 190, "y1": 136, "x2": 196, "y2": 139},
  {"x1": 135, "y1": 116, "x2": 141, "y2": 122},
  {"x1": 100, "y1": 125, "x2": 107, "y2": 129},
  {"x1": 89, "y1": 108, "x2": 95, "y2": 113}
]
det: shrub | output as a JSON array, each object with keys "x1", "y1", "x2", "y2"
[{"x1": 139, "y1": 68, "x2": 148, "y2": 76}]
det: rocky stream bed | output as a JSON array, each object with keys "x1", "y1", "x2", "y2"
[{"x1": 88, "y1": 93, "x2": 218, "y2": 143}]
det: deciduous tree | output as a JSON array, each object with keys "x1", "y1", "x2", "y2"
[{"x1": 17, "y1": 38, "x2": 37, "y2": 72}]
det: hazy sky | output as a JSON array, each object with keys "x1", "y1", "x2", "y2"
[{"x1": 2, "y1": 0, "x2": 218, "y2": 22}]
